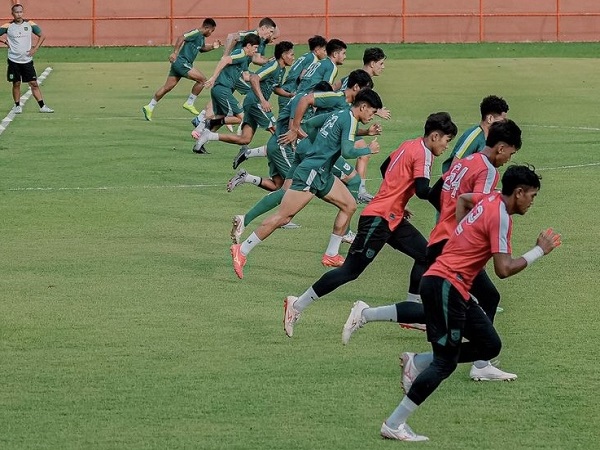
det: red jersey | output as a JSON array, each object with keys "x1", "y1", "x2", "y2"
[
  {"x1": 428, "y1": 153, "x2": 499, "y2": 246},
  {"x1": 425, "y1": 193, "x2": 513, "y2": 299},
  {"x1": 362, "y1": 137, "x2": 433, "y2": 231}
]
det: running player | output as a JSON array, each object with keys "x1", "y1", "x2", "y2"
[{"x1": 295, "y1": 39, "x2": 347, "y2": 94}]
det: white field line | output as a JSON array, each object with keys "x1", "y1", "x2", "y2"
[
  {"x1": 4, "y1": 162, "x2": 598, "y2": 193},
  {"x1": 0, "y1": 67, "x2": 52, "y2": 135}
]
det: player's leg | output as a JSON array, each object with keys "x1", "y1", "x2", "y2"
[
  {"x1": 7, "y1": 60, "x2": 22, "y2": 113},
  {"x1": 320, "y1": 176, "x2": 357, "y2": 265},
  {"x1": 22, "y1": 62, "x2": 51, "y2": 112},
  {"x1": 143, "y1": 70, "x2": 180, "y2": 120},
  {"x1": 182, "y1": 67, "x2": 208, "y2": 115}
]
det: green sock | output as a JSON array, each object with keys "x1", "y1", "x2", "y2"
[
  {"x1": 244, "y1": 189, "x2": 285, "y2": 227},
  {"x1": 345, "y1": 174, "x2": 361, "y2": 201}
]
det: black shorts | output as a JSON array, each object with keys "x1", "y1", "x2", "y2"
[{"x1": 7, "y1": 59, "x2": 37, "y2": 83}]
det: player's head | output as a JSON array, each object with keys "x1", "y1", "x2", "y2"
[
  {"x1": 346, "y1": 69, "x2": 374, "y2": 93},
  {"x1": 501, "y1": 164, "x2": 541, "y2": 215},
  {"x1": 241, "y1": 33, "x2": 261, "y2": 56},
  {"x1": 308, "y1": 35, "x2": 328, "y2": 60},
  {"x1": 424, "y1": 112, "x2": 458, "y2": 156},
  {"x1": 201, "y1": 18, "x2": 217, "y2": 36},
  {"x1": 480, "y1": 95, "x2": 509, "y2": 123},
  {"x1": 352, "y1": 88, "x2": 383, "y2": 124},
  {"x1": 11, "y1": 3, "x2": 24, "y2": 20},
  {"x1": 326, "y1": 39, "x2": 347, "y2": 65},
  {"x1": 257, "y1": 17, "x2": 277, "y2": 40},
  {"x1": 274, "y1": 41, "x2": 294, "y2": 66},
  {"x1": 312, "y1": 81, "x2": 333, "y2": 92},
  {"x1": 363, "y1": 47, "x2": 386, "y2": 76},
  {"x1": 486, "y1": 119, "x2": 522, "y2": 167}
]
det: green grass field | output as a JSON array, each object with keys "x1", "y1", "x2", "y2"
[{"x1": 1, "y1": 44, "x2": 599, "y2": 449}]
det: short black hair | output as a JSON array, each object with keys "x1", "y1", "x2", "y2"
[
  {"x1": 312, "y1": 81, "x2": 333, "y2": 92},
  {"x1": 363, "y1": 47, "x2": 386, "y2": 65},
  {"x1": 308, "y1": 35, "x2": 328, "y2": 51},
  {"x1": 424, "y1": 112, "x2": 458, "y2": 137},
  {"x1": 259, "y1": 17, "x2": 277, "y2": 28},
  {"x1": 480, "y1": 95, "x2": 509, "y2": 120},
  {"x1": 274, "y1": 41, "x2": 294, "y2": 60},
  {"x1": 11, "y1": 4, "x2": 23, "y2": 12},
  {"x1": 501, "y1": 164, "x2": 541, "y2": 195},
  {"x1": 346, "y1": 69, "x2": 373, "y2": 90},
  {"x1": 242, "y1": 33, "x2": 261, "y2": 47},
  {"x1": 486, "y1": 119, "x2": 522, "y2": 149},
  {"x1": 353, "y1": 88, "x2": 383, "y2": 110},
  {"x1": 326, "y1": 39, "x2": 347, "y2": 56},
  {"x1": 202, "y1": 18, "x2": 217, "y2": 28}
]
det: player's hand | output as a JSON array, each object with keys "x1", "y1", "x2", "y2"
[
  {"x1": 169, "y1": 52, "x2": 177, "y2": 63},
  {"x1": 367, "y1": 123, "x2": 382, "y2": 136},
  {"x1": 204, "y1": 77, "x2": 215, "y2": 88},
  {"x1": 368, "y1": 137, "x2": 380, "y2": 154},
  {"x1": 404, "y1": 208, "x2": 413, "y2": 220},
  {"x1": 213, "y1": 40, "x2": 222, "y2": 49},
  {"x1": 260, "y1": 99, "x2": 271, "y2": 113},
  {"x1": 376, "y1": 107, "x2": 391, "y2": 120},
  {"x1": 279, "y1": 129, "x2": 298, "y2": 145},
  {"x1": 536, "y1": 228, "x2": 562, "y2": 254}
]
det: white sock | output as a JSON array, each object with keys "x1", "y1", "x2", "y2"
[
  {"x1": 294, "y1": 286, "x2": 319, "y2": 312},
  {"x1": 186, "y1": 94, "x2": 197, "y2": 105},
  {"x1": 386, "y1": 396, "x2": 419, "y2": 429},
  {"x1": 362, "y1": 304, "x2": 397, "y2": 322},
  {"x1": 413, "y1": 353, "x2": 433, "y2": 372},
  {"x1": 473, "y1": 360, "x2": 490, "y2": 369},
  {"x1": 406, "y1": 293, "x2": 421, "y2": 303},
  {"x1": 247, "y1": 145, "x2": 267, "y2": 158},
  {"x1": 207, "y1": 131, "x2": 220, "y2": 141},
  {"x1": 359, "y1": 178, "x2": 367, "y2": 193},
  {"x1": 325, "y1": 234, "x2": 343, "y2": 256},
  {"x1": 240, "y1": 232, "x2": 262, "y2": 256},
  {"x1": 148, "y1": 99, "x2": 158, "y2": 109},
  {"x1": 244, "y1": 173, "x2": 261, "y2": 186}
]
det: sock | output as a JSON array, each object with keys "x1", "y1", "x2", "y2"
[
  {"x1": 244, "y1": 189, "x2": 285, "y2": 227},
  {"x1": 186, "y1": 94, "x2": 197, "y2": 105},
  {"x1": 148, "y1": 98, "x2": 158, "y2": 110},
  {"x1": 362, "y1": 304, "x2": 398, "y2": 322},
  {"x1": 473, "y1": 360, "x2": 489, "y2": 369},
  {"x1": 386, "y1": 396, "x2": 419, "y2": 429},
  {"x1": 207, "y1": 131, "x2": 219, "y2": 141},
  {"x1": 413, "y1": 353, "x2": 433, "y2": 372},
  {"x1": 247, "y1": 145, "x2": 267, "y2": 158},
  {"x1": 406, "y1": 293, "x2": 421, "y2": 303},
  {"x1": 38, "y1": 100, "x2": 45, "y2": 108},
  {"x1": 208, "y1": 118, "x2": 225, "y2": 128},
  {"x1": 15, "y1": 101, "x2": 19, "y2": 107},
  {"x1": 325, "y1": 234, "x2": 343, "y2": 257},
  {"x1": 244, "y1": 173, "x2": 262, "y2": 186},
  {"x1": 345, "y1": 174, "x2": 361, "y2": 201},
  {"x1": 359, "y1": 178, "x2": 367, "y2": 193},
  {"x1": 240, "y1": 232, "x2": 262, "y2": 256},
  {"x1": 294, "y1": 286, "x2": 319, "y2": 312}
]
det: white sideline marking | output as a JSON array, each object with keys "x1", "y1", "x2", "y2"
[
  {"x1": 523, "y1": 124, "x2": 600, "y2": 132},
  {"x1": 5, "y1": 162, "x2": 598, "y2": 193},
  {"x1": 0, "y1": 67, "x2": 52, "y2": 136}
]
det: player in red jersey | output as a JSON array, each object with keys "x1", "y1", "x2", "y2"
[
  {"x1": 282, "y1": 112, "x2": 458, "y2": 338},
  {"x1": 379, "y1": 165, "x2": 561, "y2": 441}
]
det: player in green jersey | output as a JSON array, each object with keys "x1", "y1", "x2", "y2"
[
  {"x1": 295, "y1": 39, "x2": 346, "y2": 94},
  {"x1": 142, "y1": 18, "x2": 220, "y2": 121}
]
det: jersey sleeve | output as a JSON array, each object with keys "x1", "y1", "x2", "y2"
[
  {"x1": 489, "y1": 200, "x2": 512, "y2": 254},
  {"x1": 472, "y1": 163, "x2": 500, "y2": 194},
  {"x1": 412, "y1": 144, "x2": 433, "y2": 180},
  {"x1": 230, "y1": 49, "x2": 248, "y2": 66},
  {"x1": 183, "y1": 29, "x2": 200, "y2": 41},
  {"x1": 0, "y1": 23, "x2": 9, "y2": 35},
  {"x1": 256, "y1": 59, "x2": 277, "y2": 80},
  {"x1": 340, "y1": 112, "x2": 358, "y2": 154}
]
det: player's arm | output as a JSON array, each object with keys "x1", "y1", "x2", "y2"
[
  {"x1": 428, "y1": 177, "x2": 444, "y2": 211},
  {"x1": 223, "y1": 31, "x2": 242, "y2": 56},
  {"x1": 249, "y1": 72, "x2": 271, "y2": 111},
  {"x1": 204, "y1": 55, "x2": 234, "y2": 87},
  {"x1": 0, "y1": 25, "x2": 8, "y2": 45},
  {"x1": 331, "y1": 79, "x2": 342, "y2": 91},
  {"x1": 493, "y1": 229, "x2": 561, "y2": 279},
  {"x1": 455, "y1": 193, "x2": 482, "y2": 222},
  {"x1": 201, "y1": 40, "x2": 221, "y2": 52},
  {"x1": 273, "y1": 86, "x2": 293, "y2": 98},
  {"x1": 342, "y1": 139, "x2": 378, "y2": 159},
  {"x1": 29, "y1": 24, "x2": 45, "y2": 57},
  {"x1": 251, "y1": 53, "x2": 271, "y2": 66},
  {"x1": 414, "y1": 178, "x2": 431, "y2": 200},
  {"x1": 302, "y1": 114, "x2": 328, "y2": 141},
  {"x1": 169, "y1": 34, "x2": 186, "y2": 62},
  {"x1": 278, "y1": 94, "x2": 315, "y2": 144}
]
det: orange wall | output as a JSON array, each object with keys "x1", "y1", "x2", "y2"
[{"x1": 3, "y1": 0, "x2": 599, "y2": 46}]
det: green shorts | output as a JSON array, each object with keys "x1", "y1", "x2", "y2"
[
  {"x1": 290, "y1": 160, "x2": 335, "y2": 198},
  {"x1": 242, "y1": 102, "x2": 276, "y2": 132},
  {"x1": 211, "y1": 84, "x2": 243, "y2": 117},
  {"x1": 266, "y1": 134, "x2": 294, "y2": 179},
  {"x1": 332, "y1": 156, "x2": 354, "y2": 180},
  {"x1": 168, "y1": 60, "x2": 193, "y2": 78},
  {"x1": 234, "y1": 77, "x2": 252, "y2": 95}
]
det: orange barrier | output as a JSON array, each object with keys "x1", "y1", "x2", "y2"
[{"x1": 3, "y1": 0, "x2": 599, "y2": 46}]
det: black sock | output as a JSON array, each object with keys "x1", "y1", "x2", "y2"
[
  {"x1": 38, "y1": 100, "x2": 45, "y2": 108},
  {"x1": 208, "y1": 118, "x2": 225, "y2": 128},
  {"x1": 15, "y1": 101, "x2": 19, "y2": 107}
]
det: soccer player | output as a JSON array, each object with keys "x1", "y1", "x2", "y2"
[
  {"x1": 141, "y1": 18, "x2": 220, "y2": 121},
  {"x1": 192, "y1": 41, "x2": 295, "y2": 150},
  {"x1": 294, "y1": 39, "x2": 347, "y2": 94},
  {"x1": 189, "y1": 34, "x2": 260, "y2": 154},
  {"x1": 343, "y1": 120, "x2": 523, "y2": 382},
  {"x1": 0, "y1": 3, "x2": 53, "y2": 114},
  {"x1": 229, "y1": 88, "x2": 383, "y2": 280},
  {"x1": 281, "y1": 112, "x2": 458, "y2": 337},
  {"x1": 381, "y1": 165, "x2": 561, "y2": 441},
  {"x1": 334, "y1": 47, "x2": 391, "y2": 203},
  {"x1": 440, "y1": 95, "x2": 509, "y2": 173}
]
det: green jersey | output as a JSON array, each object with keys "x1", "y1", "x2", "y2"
[
  {"x1": 215, "y1": 48, "x2": 251, "y2": 89},
  {"x1": 176, "y1": 29, "x2": 206, "y2": 66},
  {"x1": 234, "y1": 29, "x2": 268, "y2": 57},
  {"x1": 243, "y1": 58, "x2": 285, "y2": 107},
  {"x1": 296, "y1": 57, "x2": 338, "y2": 94},
  {"x1": 441, "y1": 124, "x2": 486, "y2": 173},
  {"x1": 280, "y1": 51, "x2": 318, "y2": 94}
]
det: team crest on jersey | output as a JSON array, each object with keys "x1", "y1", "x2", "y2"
[{"x1": 24, "y1": 26, "x2": 28, "y2": 31}]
